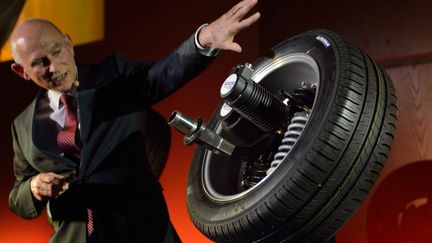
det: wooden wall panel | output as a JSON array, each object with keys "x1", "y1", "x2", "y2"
[
  {"x1": 338, "y1": 63, "x2": 432, "y2": 242},
  {"x1": 386, "y1": 64, "x2": 432, "y2": 168},
  {"x1": 259, "y1": 0, "x2": 432, "y2": 67}
]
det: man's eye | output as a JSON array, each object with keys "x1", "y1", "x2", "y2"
[
  {"x1": 53, "y1": 49, "x2": 61, "y2": 55},
  {"x1": 32, "y1": 59, "x2": 43, "y2": 67}
]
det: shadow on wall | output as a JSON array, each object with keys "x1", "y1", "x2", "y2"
[{"x1": 366, "y1": 161, "x2": 432, "y2": 242}]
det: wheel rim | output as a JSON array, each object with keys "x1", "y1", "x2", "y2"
[{"x1": 202, "y1": 53, "x2": 320, "y2": 202}]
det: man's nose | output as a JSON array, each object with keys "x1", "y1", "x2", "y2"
[
  {"x1": 48, "y1": 60, "x2": 59, "y2": 73},
  {"x1": 42, "y1": 59, "x2": 57, "y2": 80}
]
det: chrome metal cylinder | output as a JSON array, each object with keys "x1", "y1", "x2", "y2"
[
  {"x1": 168, "y1": 110, "x2": 236, "y2": 156},
  {"x1": 168, "y1": 111, "x2": 198, "y2": 137}
]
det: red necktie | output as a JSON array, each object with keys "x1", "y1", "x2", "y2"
[
  {"x1": 56, "y1": 94, "x2": 94, "y2": 236},
  {"x1": 57, "y1": 94, "x2": 80, "y2": 159},
  {"x1": 87, "y1": 208, "x2": 94, "y2": 236}
]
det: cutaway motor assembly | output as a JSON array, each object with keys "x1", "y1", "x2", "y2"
[{"x1": 169, "y1": 63, "x2": 316, "y2": 191}]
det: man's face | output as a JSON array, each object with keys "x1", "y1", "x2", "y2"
[{"x1": 13, "y1": 27, "x2": 77, "y2": 92}]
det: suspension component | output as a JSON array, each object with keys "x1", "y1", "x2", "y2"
[
  {"x1": 168, "y1": 111, "x2": 236, "y2": 156},
  {"x1": 238, "y1": 112, "x2": 310, "y2": 190},
  {"x1": 280, "y1": 83, "x2": 316, "y2": 112},
  {"x1": 220, "y1": 63, "x2": 290, "y2": 133},
  {"x1": 266, "y1": 111, "x2": 310, "y2": 175},
  {"x1": 239, "y1": 151, "x2": 275, "y2": 190}
]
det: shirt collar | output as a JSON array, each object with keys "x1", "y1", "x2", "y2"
[
  {"x1": 48, "y1": 90, "x2": 63, "y2": 110},
  {"x1": 47, "y1": 87, "x2": 77, "y2": 110}
]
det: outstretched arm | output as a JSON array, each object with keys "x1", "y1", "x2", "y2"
[
  {"x1": 198, "y1": 0, "x2": 260, "y2": 53},
  {"x1": 111, "y1": 0, "x2": 261, "y2": 105}
]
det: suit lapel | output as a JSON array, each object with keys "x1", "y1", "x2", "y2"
[{"x1": 23, "y1": 91, "x2": 77, "y2": 171}]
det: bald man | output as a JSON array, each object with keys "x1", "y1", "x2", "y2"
[{"x1": 8, "y1": 1, "x2": 260, "y2": 242}]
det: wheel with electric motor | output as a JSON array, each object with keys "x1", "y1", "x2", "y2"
[{"x1": 178, "y1": 29, "x2": 398, "y2": 242}]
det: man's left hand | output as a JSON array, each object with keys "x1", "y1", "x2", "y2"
[{"x1": 198, "y1": 0, "x2": 260, "y2": 53}]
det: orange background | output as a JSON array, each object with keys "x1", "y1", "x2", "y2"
[
  {"x1": 1, "y1": 0, "x2": 432, "y2": 243},
  {"x1": 0, "y1": 0, "x2": 104, "y2": 62}
]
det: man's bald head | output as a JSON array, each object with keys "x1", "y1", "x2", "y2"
[
  {"x1": 10, "y1": 18, "x2": 63, "y2": 64},
  {"x1": 9, "y1": 18, "x2": 77, "y2": 92}
]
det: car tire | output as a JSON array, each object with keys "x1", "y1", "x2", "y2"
[{"x1": 186, "y1": 29, "x2": 398, "y2": 242}]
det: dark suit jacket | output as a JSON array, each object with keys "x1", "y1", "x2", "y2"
[{"x1": 9, "y1": 34, "x2": 213, "y2": 243}]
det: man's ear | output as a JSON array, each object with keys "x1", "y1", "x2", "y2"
[
  {"x1": 11, "y1": 63, "x2": 31, "y2": 80},
  {"x1": 64, "y1": 34, "x2": 74, "y2": 56}
]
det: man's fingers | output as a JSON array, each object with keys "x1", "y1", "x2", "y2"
[
  {"x1": 51, "y1": 181, "x2": 69, "y2": 196},
  {"x1": 35, "y1": 181, "x2": 68, "y2": 198},
  {"x1": 226, "y1": 0, "x2": 260, "y2": 39},
  {"x1": 48, "y1": 172, "x2": 66, "y2": 180},
  {"x1": 62, "y1": 182, "x2": 69, "y2": 191},
  {"x1": 198, "y1": 0, "x2": 260, "y2": 50},
  {"x1": 45, "y1": 188, "x2": 53, "y2": 197},
  {"x1": 229, "y1": 0, "x2": 258, "y2": 20},
  {"x1": 238, "y1": 12, "x2": 261, "y2": 30},
  {"x1": 223, "y1": 42, "x2": 242, "y2": 53},
  {"x1": 50, "y1": 172, "x2": 66, "y2": 179},
  {"x1": 52, "y1": 177, "x2": 66, "y2": 185},
  {"x1": 37, "y1": 176, "x2": 52, "y2": 184},
  {"x1": 38, "y1": 172, "x2": 65, "y2": 183},
  {"x1": 30, "y1": 173, "x2": 68, "y2": 201},
  {"x1": 31, "y1": 184, "x2": 43, "y2": 200},
  {"x1": 36, "y1": 174, "x2": 66, "y2": 188}
]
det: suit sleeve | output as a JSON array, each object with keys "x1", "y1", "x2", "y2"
[
  {"x1": 114, "y1": 33, "x2": 215, "y2": 105},
  {"x1": 9, "y1": 122, "x2": 46, "y2": 219}
]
